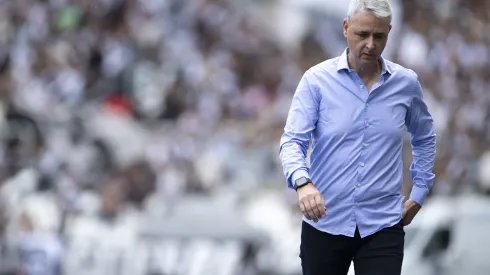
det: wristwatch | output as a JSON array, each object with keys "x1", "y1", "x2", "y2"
[{"x1": 294, "y1": 176, "x2": 312, "y2": 191}]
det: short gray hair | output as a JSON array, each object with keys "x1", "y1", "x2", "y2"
[{"x1": 347, "y1": 0, "x2": 392, "y2": 23}]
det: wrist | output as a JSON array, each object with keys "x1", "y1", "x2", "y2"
[
  {"x1": 296, "y1": 182, "x2": 314, "y2": 192},
  {"x1": 409, "y1": 186, "x2": 428, "y2": 206},
  {"x1": 294, "y1": 176, "x2": 312, "y2": 191}
]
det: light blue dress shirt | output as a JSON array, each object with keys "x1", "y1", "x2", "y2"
[{"x1": 279, "y1": 49, "x2": 436, "y2": 238}]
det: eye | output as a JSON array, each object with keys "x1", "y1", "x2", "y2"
[{"x1": 357, "y1": 32, "x2": 369, "y2": 38}]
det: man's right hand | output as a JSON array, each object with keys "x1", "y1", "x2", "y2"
[{"x1": 297, "y1": 183, "x2": 326, "y2": 223}]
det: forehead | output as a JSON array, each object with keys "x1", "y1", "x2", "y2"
[{"x1": 349, "y1": 11, "x2": 391, "y2": 32}]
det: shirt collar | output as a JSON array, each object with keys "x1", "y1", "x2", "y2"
[{"x1": 337, "y1": 48, "x2": 392, "y2": 75}]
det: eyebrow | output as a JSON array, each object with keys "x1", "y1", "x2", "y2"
[{"x1": 356, "y1": 31, "x2": 387, "y2": 36}]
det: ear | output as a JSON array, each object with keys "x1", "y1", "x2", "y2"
[{"x1": 343, "y1": 19, "x2": 349, "y2": 38}]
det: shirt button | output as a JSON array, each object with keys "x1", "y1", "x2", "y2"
[
  {"x1": 357, "y1": 184, "x2": 361, "y2": 187},
  {"x1": 355, "y1": 202, "x2": 359, "y2": 206},
  {"x1": 363, "y1": 143, "x2": 369, "y2": 147},
  {"x1": 361, "y1": 163, "x2": 365, "y2": 167},
  {"x1": 365, "y1": 123, "x2": 369, "y2": 127},
  {"x1": 360, "y1": 85, "x2": 364, "y2": 89},
  {"x1": 365, "y1": 103, "x2": 369, "y2": 107}
]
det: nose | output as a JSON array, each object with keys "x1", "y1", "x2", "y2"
[{"x1": 366, "y1": 36, "x2": 375, "y2": 50}]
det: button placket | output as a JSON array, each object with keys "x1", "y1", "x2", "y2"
[{"x1": 357, "y1": 99, "x2": 369, "y2": 201}]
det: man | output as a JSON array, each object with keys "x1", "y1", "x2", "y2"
[{"x1": 279, "y1": 1, "x2": 436, "y2": 275}]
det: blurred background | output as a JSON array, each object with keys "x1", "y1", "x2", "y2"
[{"x1": 0, "y1": 0, "x2": 489, "y2": 274}]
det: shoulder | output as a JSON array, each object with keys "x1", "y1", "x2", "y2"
[
  {"x1": 294, "y1": 57, "x2": 340, "y2": 99},
  {"x1": 384, "y1": 59, "x2": 420, "y2": 83},
  {"x1": 304, "y1": 56, "x2": 342, "y2": 79},
  {"x1": 384, "y1": 60, "x2": 425, "y2": 102}
]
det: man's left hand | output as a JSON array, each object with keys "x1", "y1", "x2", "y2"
[{"x1": 401, "y1": 200, "x2": 421, "y2": 226}]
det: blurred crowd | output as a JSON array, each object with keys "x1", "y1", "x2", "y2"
[{"x1": 0, "y1": 0, "x2": 488, "y2": 274}]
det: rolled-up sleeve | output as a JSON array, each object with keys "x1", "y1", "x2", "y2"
[
  {"x1": 279, "y1": 72, "x2": 320, "y2": 189},
  {"x1": 405, "y1": 79, "x2": 436, "y2": 206}
]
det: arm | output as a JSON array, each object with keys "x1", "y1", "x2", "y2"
[
  {"x1": 279, "y1": 72, "x2": 320, "y2": 189},
  {"x1": 405, "y1": 79, "x2": 436, "y2": 206}
]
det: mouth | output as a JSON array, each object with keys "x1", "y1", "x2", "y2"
[{"x1": 361, "y1": 53, "x2": 376, "y2": 59}]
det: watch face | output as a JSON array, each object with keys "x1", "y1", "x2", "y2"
[{"x1": 295, "y1": 177, "x2": 307, "y2": 188}]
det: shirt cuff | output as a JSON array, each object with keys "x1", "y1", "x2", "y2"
[
  {"x1": 409, "y1": 185, "x2": 428, "y2": 206},
  {"x1": 290, "y1": 169, "x2": 311, "y2": 188}
]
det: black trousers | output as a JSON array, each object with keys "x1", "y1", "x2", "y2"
[{"x1": 300, "y1": 221, "x2": 405, "y2": 275}]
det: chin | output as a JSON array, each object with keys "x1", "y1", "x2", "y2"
[{"x1": 360, "y1": 58, "x2": 378, "y2": 66}]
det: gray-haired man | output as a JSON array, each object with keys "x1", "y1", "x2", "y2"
[{"x1": 279, "y1": 0, "x2": 436, "y2": 274}]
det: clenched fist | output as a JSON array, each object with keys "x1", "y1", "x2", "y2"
[{"x1": 297, "y1": 183, "x2": 326, "y2": 222}]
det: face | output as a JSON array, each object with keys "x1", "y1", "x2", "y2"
[{"x1": 343, "y1": 11, "x2": 391, "y2": 68}]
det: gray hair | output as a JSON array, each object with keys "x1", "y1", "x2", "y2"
[{"x1": 347, "y1": 0, "x2": 392, "y2": 23}]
